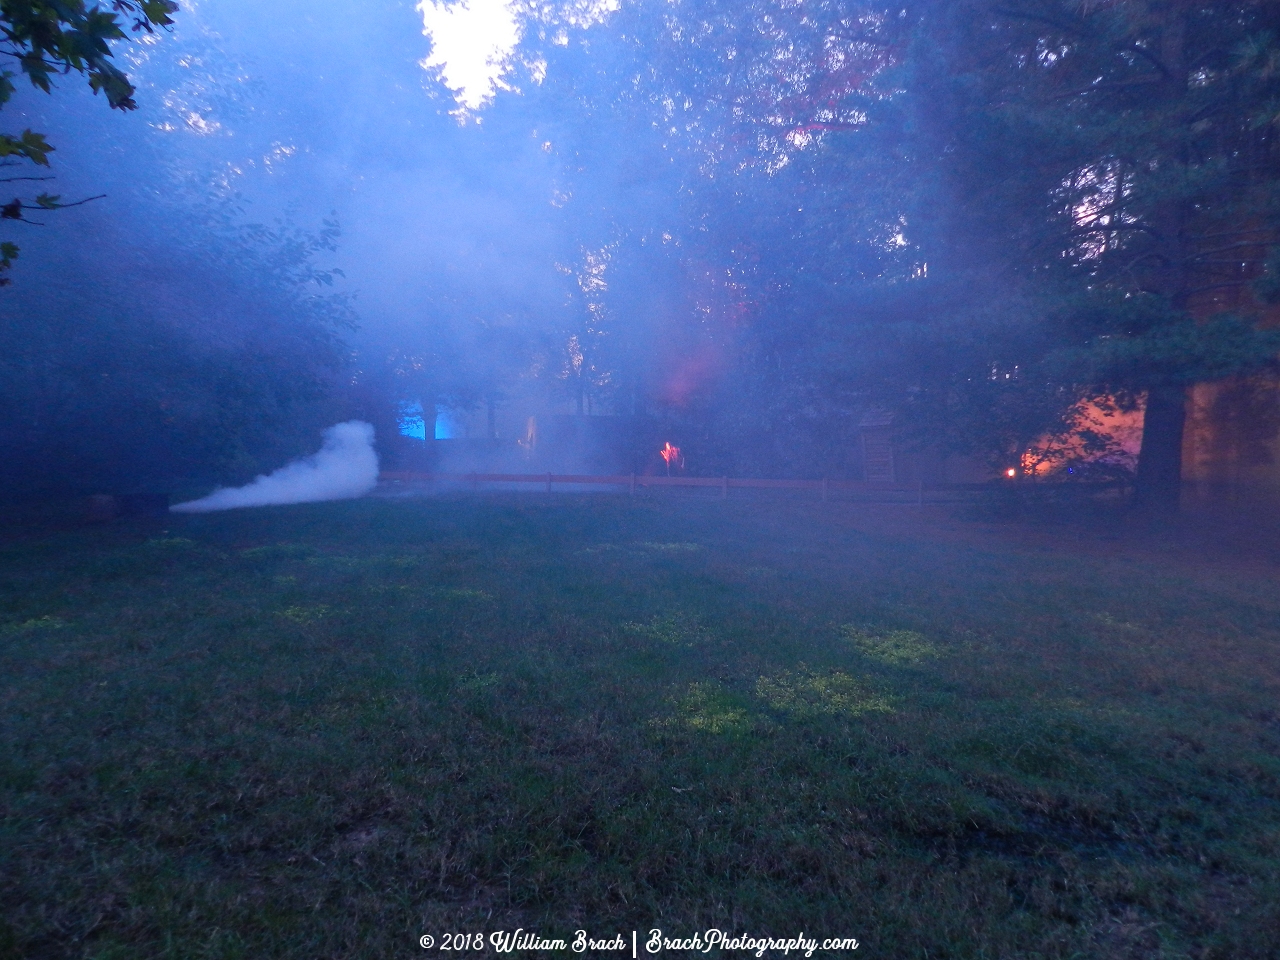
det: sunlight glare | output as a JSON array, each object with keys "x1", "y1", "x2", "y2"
[{"x1": 417, "y1": 0, "x2": 521, "y2": 110}]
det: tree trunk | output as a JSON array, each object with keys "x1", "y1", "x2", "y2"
[
  {"x1": 1127, "y1": 7, "x2": 1192, "y2": 520},
  {"x1": 1134, "y1": 384, "x2": 1188, "y2": 516}
]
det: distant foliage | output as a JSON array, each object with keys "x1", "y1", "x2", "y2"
[
  {"x1": 0, "y1": 208, "x2": 354, "y2": 498},
  {"x1": 0, "y1": 2, "x2": 369, "y2": 500},
  {"x1": 0, "y1": 0, "x2": 178, "y2": 282},
  {"x1": 489, "y1": 0, "x2": 1280, "y2": 499}
]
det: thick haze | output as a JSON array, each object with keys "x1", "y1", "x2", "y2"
[
  {"x1": 0, "y1": 0, "x2": 652, "y2": 494},
  {"x1": 5, "y1": 0, "x2": 574, "y2": 357},
  {"x1": 5, "y1": 0, "x2": 1271, "y2": 505},
  {"x1": 3, "y1": 0, "x2": 804, "y2": 492}
]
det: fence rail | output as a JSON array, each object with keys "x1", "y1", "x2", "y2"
[{"x1": 377, "y1": 471, "x2": 1125, "y2": 503}]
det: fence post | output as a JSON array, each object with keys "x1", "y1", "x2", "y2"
[
  {"x1": 821, "y1": 477, "x2": 828, "y2": 502},
  {"x1": 721, "y1": 476, "x2": 728, "y2": 499},
  {"x1": 546, "y1": 473, "x2": 553, "y2": 494},
  {"x1": 630, "y1": 473, "x2": 636, "y2": 496}
]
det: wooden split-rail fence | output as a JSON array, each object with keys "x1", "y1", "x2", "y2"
[{"x1": 377, "y1": 471, "x2": 1012, "y2": 504}]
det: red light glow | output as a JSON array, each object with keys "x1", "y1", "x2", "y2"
[{"x1": 660, "y1": 442, "x2": 683, "y2": 476}]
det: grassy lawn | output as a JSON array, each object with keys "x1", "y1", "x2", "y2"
[{"x1": 2, "y1": 493, "x2": 1279, "y2": 958}]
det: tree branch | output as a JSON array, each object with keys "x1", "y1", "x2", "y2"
[
  {"x1": 991, "y1": 6, "x2": 1084, "y2": 37},
  {"x1": 1066, "y1": 222, "x2": 1151, "y2": 239},
  {"x1": 1187, "y1": 241, "x2": 1276, "y2": 260},
  {"x1": 1189, "y1": 227, "x2": 1276, "y2": 240},
  {"x1": 1186, "y1": 279, "x2": 1258, "y2": 295},
  {"x1": 1050, "y1": 74, "x2": 1161, "y2": 100},
  {"x1": 1120, "y1": 41, "x2": 1172, "y2": 80},
  {"x1": 47, "y1": 194, "x2": 105, "y2": 209}
]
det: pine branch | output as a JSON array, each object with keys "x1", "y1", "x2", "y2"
[
  {"x1": 1188, "y1": 227, "x2": 1276, "y2": 241},
  {"x1": 1186, "y1": 279, "x2": 1258, "y2": 295},
  {"x1": 1065, "y1": 222, "x2": 1152, "y2": 239},
  {"x1": 1195, "y1": 258, "x2": 1269, "y2": 265},
  {"x1": 1120, "y1": 41, "x2": 1174, "y2": 81},
  {"x1": 1050, "y1": 75, "x2": 1162, "y2": 100},
  {"x1": 990, "y1": 6, "x2": 1084, "y2": 38},
  {"x1": 1187, "y1": 241, "x2": 1276, "y2": 260}
]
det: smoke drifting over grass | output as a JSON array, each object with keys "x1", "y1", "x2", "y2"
[{"x1": 171, "y1": 422, "x2": 379, "y2": 513}]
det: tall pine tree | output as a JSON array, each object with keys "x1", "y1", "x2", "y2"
[{"x1": 914, "y1": 0, "x2": 1280, "y2": 512}]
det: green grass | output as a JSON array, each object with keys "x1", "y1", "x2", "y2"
[{"x1": 2, "y1": 494, "x2": 1279, "y2": 958}]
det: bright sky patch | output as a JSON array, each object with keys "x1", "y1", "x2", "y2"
[{"x1": 417, "y1": 0, "x2": 521, "y2": 111}]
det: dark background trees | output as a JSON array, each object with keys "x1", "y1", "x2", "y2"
[
  {"x1": 3, "y1": 0, "x2": 1277, "y2": 511},
  {"x1": 907, "y1": 0, "x2": 1280, "y2": 512},
  {"x1": 501, "y1": 0, "x2": 1280, "y2": 509},
  {"x1": 0, "y1": 0, "x2": 359, "y2": 499}
]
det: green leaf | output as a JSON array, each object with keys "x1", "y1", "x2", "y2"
[
  {"x1": 140, "y1": 1, "x2": 179, "y2": 28},
  {"x1": 18, "y1": 130, "x2": 54, "y2": 165},
  {"x1": 0, "y1": 130, "x2": 55, "y2": 165}
]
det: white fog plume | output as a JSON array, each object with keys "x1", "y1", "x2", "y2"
[{"x1": 171, "y1": 422, "x2": 379, "y2": 513}]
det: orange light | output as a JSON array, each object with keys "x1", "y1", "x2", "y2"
[
  {"x1": 660, "y1": 442, "x2": 683, "y2": 475},
  {"x1": 1006, "y1": 468, "x2": 1017, "y2": 478}
]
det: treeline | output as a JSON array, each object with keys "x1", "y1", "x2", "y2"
[
  {"x1": 435, "y1": 0, "x2": 1279, "y2": 512},
  {"x1": 0, "y1": 207, "x2": 360, "y2": 498},
  {"x1": 0, "y1": 2, "x2": 372, "y2": 501},
  {"x1": 3, "y1": 1, "x2": 1278, "y2": 513}
]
